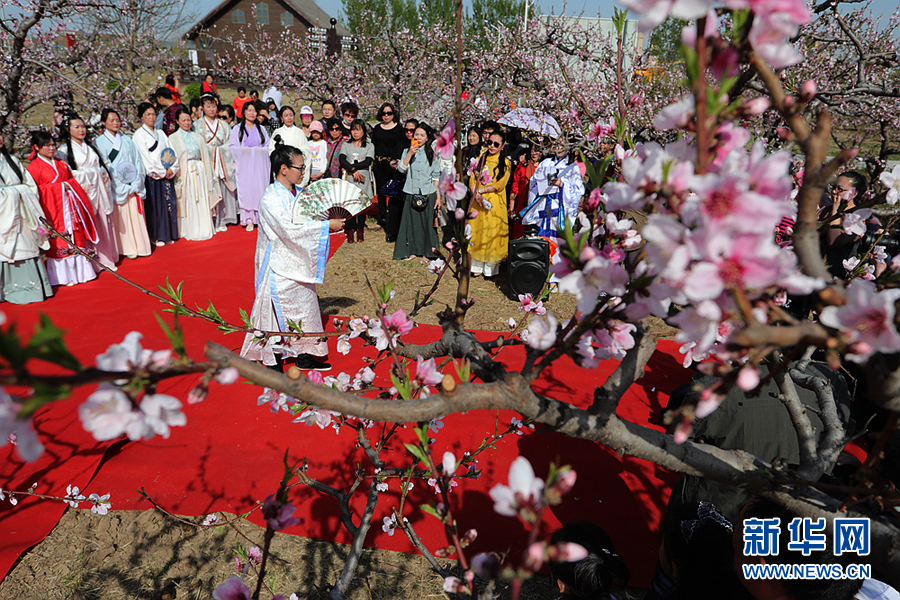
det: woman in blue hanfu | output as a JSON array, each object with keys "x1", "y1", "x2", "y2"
[{"x1": 521, "y1": 145, "x2": 585, "y2": 238}]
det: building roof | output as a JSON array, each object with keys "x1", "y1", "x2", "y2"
[{"x1": 185, "y1": 0, "x2": 350, "y2": 39}]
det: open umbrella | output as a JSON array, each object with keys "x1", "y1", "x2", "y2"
[{"x1": 497, "y1": 108, "x2": 562, "y2": 139}]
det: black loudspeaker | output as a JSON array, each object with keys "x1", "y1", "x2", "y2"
[{"x1": 508, "y1": 238, "x2": 550, "y2": 300}]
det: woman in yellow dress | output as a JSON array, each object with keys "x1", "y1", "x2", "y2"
[{"x1": 468, "y1": 130, "x2": 512, "y2": 277}]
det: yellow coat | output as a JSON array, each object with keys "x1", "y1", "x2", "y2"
[{"x1": 468, "y1": 153, "x2": 511, "y2": 265}]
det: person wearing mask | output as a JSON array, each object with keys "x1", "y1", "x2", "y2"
[
  {"x1": 133, "y1": 102, "x2": 180, "y2": 246},
  {"x1": 0, "y1": 132, "x2": 53, "y2": 303},
  {"x1": 195, "y1": 94, "x2": 238, "y2": 231},
  {"x1": 339, "y1": 119, "x2": 375, "y2": 243},
  {"x1": 268, "y1": 105, "x2": 311, "y2": 189},
  {"x1": 468, "y1": 129, "x2": 512, "y2": 278},
  {"x1": 230, "y1": 100, "x2": 270, "y2": 230},
  {"x1": 26, "y1": 130, "x2": 98, "y2": 286},
  {"x1": 298, "y1": 105, "x2": 315, "y2": 138},
  {"x1": 56, "y1": 111, "x2": 119, "y2": 270},
  {"x1": 94, "y1": 108, "x2": 151, "y2": 259},
  {"x1": 370, "y1": 102, "x2": 406, "y2": 241},
  {"x1": 393, "y1": 124, "x2": 440, "y2": 261}
]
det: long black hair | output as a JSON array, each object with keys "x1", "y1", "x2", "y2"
[
  {"x1": 0, "y1": 138, "x2": 23, "y2": 182},
  {"x1": 413, "y1": 124, "x2": 435, "y2": 165},
  {"x1": 60, "y1": 111, "x2": 110, "y2": 177},
  {"x1": 30, "y1": 130, "x2": 54, "y2": 153},
  {"x1": 348, "y1": 118, "x2": 369, "y2": 147},
  {"x1": 239, "y1": 100, "x2": 265, "y2": 145},
  {"x1": 482, "y1": 129, "x2": 509, "y2": 182},
  {"x1": 136, "y1": 103, "x2": 155, "y2": 124}
]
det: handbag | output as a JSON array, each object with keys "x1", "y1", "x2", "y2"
[
  {"x1": 378, "y1": 177, "x2": 404, "y2": 197},
  {"x1": 409, "y1": 193, "x2": 428, "y2": 212}
]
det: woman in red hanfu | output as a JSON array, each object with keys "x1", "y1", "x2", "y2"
[{"x1": 26, "y1": 130, "x2": 98, "y2": 286}]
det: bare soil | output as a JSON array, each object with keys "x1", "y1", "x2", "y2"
[{"x1": 0, "y1": 222, "x2": 659, "y2": 599}]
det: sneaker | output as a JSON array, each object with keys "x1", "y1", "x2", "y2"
[
  {"x1": 217, "y1": 226, "x2": 228, "y2": 232},
  {"x1": 295, "y1": 355, "x2": 332, "y2": 371},
  {"x1": 155, "y1": 240, "x2": 165, "y2": 247}
]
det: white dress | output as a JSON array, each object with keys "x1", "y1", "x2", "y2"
[
  {"x1": 57, "y1": 140, "x2": 119, "y2": 269},
  {"x1": 240, "y1": 181, "x2": 331, "y2": 365},
  {"x1": 0, "y1": 154, "x2": 52, "y2": 303},
  {"x1": 194, "y1": 116, "x2": 238, "y2": 229},
  {"x1": 94, "y1": 131, "x2": 151, "y2": 258},
  {"x1": 169, "y1": 128, "x2": 218, "y2": 241}
]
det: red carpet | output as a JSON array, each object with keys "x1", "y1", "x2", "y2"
[{"x1": 1, "y1": 226, "x2": 689, "y2": 586}]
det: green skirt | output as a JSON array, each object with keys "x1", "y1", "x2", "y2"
[{"x1": 1, "y1": 257, "x2": 53, "y2": 304}]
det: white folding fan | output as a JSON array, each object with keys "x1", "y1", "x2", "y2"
[{"x1": 291, "y1": 179, "x2": 372, "y2": 224}]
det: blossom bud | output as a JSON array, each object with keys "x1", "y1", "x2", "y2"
[
  {"x1": 462, "y1": 528, "x2": 478, "y2": 544},
  {"x1": 783, "y1": 96, "x2": 796, "y2": 110},
  {"x1": 187, "y1": 384, "x2": 207, "y2": 405},
  {"x1": 584, "y1": 188, "x2": 603, "y2": 212},
  {"x1": 553, "y1": 467, "x2": 577, "y2": 495},
  {"x1": 627, "y1": 93, "x2": 643, "y2": 108},
  {"x1": 214, "y1": 367, "x2": 239, "y2": 385},
  {"x1": 799, "y1": 79, "x2": 817, "y2": 102},
  {"x1": 740, "y1": 97, "x2": 770, "y2": 117},
  {"x1": 434, "y1": 545, "x2": 455, "y2": 558},
  {"x1": 673, "y1": 417, "x2": 692, "y2": 444},
  {"x1": 454, "y1": 208, "x2": 465, "y2": 220},
  {"x1": 776, "y1": 127, "x2": 792, "y2": 141},
  {"x1": 525, "y1": 542, "x2": 546, "y2": 571}
]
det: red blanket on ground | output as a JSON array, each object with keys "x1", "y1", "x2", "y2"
[{"x1": 0, "y1": 227, "x2": 687, "y2": 586}]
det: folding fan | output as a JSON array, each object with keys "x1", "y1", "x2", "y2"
[{"x1": 291, "y1": 178, "x2": 372, "y2": 223}]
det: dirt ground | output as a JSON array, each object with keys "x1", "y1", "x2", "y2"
[{"x1": 0, "y1": 222, "x2": 660, "y2": 599}]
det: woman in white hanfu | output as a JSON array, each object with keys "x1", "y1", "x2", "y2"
[
  {"x1": 0, "y1": 134, "x2": 52, "y2": 304},
  {"x1": 268, "y1": 105, "x2": 311, "y2": 188},
  {"x1": 194, "y1": 95, "x2": 238, "y2": 231},
  {"x1": 133, "y1": 102, "x2": 179, "y2": 245},
  {"x1": 169, "y1": 107, "x2": 218, "y2": 241},
  {"x1": 94, "y1": 108, "x2": 151, "y2": 259},
  {"x1": 522, "y1": 147, "x2": 585, "y2": 239},
  {"x1": 240, "y1": 144, "x2": 343, "y2": 370},
  {"x1": 56, "y1": 112, "x2": 119, "y2": 270}
]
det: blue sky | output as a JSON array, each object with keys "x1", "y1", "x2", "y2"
[{"x1": 193, "y1": 0, "x2": 899, "y2": 33}]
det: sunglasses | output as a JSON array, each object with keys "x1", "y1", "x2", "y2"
[
  {"x1": 488, "y1": 141, "x2": 502, "y2": 148},
  {"x1": 405, "y1": 128, "x2": 416, "y2": 132},
  {"x1": 330, "y1": 126, "x2": 341, "y2": 130},
  {"x1": 343, "y1": 112, "x2": 357, "y2": 117},
  {"x1": 383, "y1": 111, "x2": 393, "y2": 116}
]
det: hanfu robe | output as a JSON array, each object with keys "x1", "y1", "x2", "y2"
[
  {"x1": 194, "y1": 116, "x2": 238, "y2": 229},
  {"x1": 230, "y1": 123, "x2": 270, "y2": 225},
  {"x1": 133, "y1": 124, "x2": 179, "y2": 243},
  {"x1": 57, "y1": 139, "x2": 119, "y2": 269},
  {"x1": 268, "y1": 125, "x2": 311, "y2": 188},
  {"x1": 240, "y1": 181, "x2": 331, "y2": 366},
  {"x1": 522, "y1": 157, "x2": 585, "y2": 238},
  {"x1": 94, "y1": 131, "x2": 151, "y2": 258},
  {"x1": 0, "y1": 154, "x2": 53, "y2": 303},
  {"x1": 26, "y1": 155, "x2": 98, "y2": 286},
  {"x1": 169, "y1": 127, "x2": 218, "y2": 241},
  {"x1": 468, "y1": 153, "x2": 512, "y2": 277}
]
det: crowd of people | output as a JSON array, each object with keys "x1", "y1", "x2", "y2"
[{"x1": 0, "y1": 74, "x2": 599, "y2": 306}]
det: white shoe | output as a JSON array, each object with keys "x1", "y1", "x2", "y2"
[
  {"x1": 217, "y1": 226, "x2": 227, "y2": 232},
  {"x1": 126, "y1": 254, "x2": 137, "y2": 259},
  {"x1": 245, "y1": 223, "x2": 254, "y2": 232},
  {"x1": 155, "y1": 240, "x2": 165, "y2": 247}
]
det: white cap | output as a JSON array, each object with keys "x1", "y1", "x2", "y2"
[{"x1": 299, "y1": 105, "x2": 314, "y2": 116}]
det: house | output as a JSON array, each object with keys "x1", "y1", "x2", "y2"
[{"x1": 184, "y1": 0, "x2": 351, "y2": 72}]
